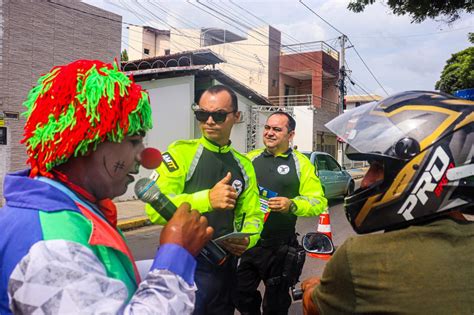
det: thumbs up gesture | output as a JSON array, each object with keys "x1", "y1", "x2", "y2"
[{"x1": 209, "y1": 172, "x2": 238, "y2": 210}]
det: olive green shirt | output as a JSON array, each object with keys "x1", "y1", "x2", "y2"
[{"x1": 313, "y1": 217, "x2": 474, "y2": 314}]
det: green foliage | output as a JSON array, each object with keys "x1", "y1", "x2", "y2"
[
  {"x1": 121, "y1": 49, "x2": 129, "y2": 62},
  {"x1": 469, "y1": 32, "x2": 474, "y2": 44},
  {"x1": 435, "y1": 46, "x2": 474, "y2": 94},
  {"x1": 347, "y1": 0, "x2": 473, "y2": 23}
]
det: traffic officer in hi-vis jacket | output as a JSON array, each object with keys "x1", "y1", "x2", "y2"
[{"x1": 146, "y1": 85, "x2": 263, "y2": 315}]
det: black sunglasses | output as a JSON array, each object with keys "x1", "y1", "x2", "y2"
[{"x1": 194, "y1": 109, "x2": 236, "y2": 123}]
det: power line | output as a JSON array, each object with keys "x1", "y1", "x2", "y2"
[
  {"x1": 227, "y1": 0, "x2": 301, "y2": 45},
  {"x1": 136, "y1": 1, "x2": 273, "y2": 67},
  {"x1": 344, "y1": 60, "x2": 378, "y2": 99},
  {"x1": 350, "y1": 25, "x2": 473, "y2": 39},
  {"x1": 347, "y1": 76, "x2": 380, "y2": 101},
  {"x1": 47, "y1": 0, "x2": 140, "y2": 27},
  {"x1": 56, "y1": 0, "x2": 339, "y2": 77},
  {"x1": 61, "y1": 0, "x2": 339, "y2": 89},
  {"x1": 191, "y1": 0, "x2": 341, "y2": 75},
  {"x1": 299, "y1": 0, "x2": 345, "y2": 36},
  {"x1": 299, "y1": 0, "x2": 389, "y2": 97},
  {"x1": 347, "y1": 38, "x2": 389, "y2": 96}
]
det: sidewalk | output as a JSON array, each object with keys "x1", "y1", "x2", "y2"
[{"x1": 116, "y1": 199, "x2": 151, "y2": 231}]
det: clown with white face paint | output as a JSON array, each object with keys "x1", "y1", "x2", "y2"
[{"x1": 235, "y1": 111, "x2": 327, "y2": 315}]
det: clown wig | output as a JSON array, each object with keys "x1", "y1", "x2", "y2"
[{"x1": 22, "y1": 59, "x2": 153, "y2": 178}]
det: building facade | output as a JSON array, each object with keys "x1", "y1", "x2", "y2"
[
  {"x1": 128, "y1": 25, "x2": 171, "y2": 60},
  {"x1": 0, "y1": 0, "x2": 121, "y2": 204},
  {"x1": 129, "y1": 25, "x2": 281, "y2": 99},
  {"x1": 278, "y1": 44, "x2": 340, "y2": 154}
]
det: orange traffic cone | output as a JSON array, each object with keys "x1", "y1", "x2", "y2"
[{"x1": 308, "y1": 209, "x2": 333, "y2": 260}]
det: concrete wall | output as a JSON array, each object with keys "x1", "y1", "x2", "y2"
[
  {"x1": 266, "y1": 26, "x2": 281, "y2": 97},
  {"x1": 232, "y1": 94, "x2": 256, "y2": 152},
  {"x1": 278, "y1": 51, "x2": 339, "y2": 151},
  {"x1": 129, "y1": 26, "x2": 171, "y2": 59},
  {"x1": 280, "y1": 52, "x2": 324, "y2": 107},
  {"x1": 169, "y1": 28, "x2": 201, "y2": 52},
  {"x1": 128, "y1": 25, "x2": 144, "y2": 60},
  {"x1": 140, "y1": 76, "x2": 196, "y2": 152},
  {"x1": 0, "y1": 0, "x2": 121, "y2": 204},
  {"x1": 293, "y1": 107, "x2": 315, "y2": 152},
  {"x1": 118, "y1": 75, "x2": 196, "y2": 201}
]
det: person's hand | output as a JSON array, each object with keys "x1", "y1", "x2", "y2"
[
  {"x1": 219, "y1": 237, "x2": 249, "y2": 256},
  {"x1": 160, "y1": 202, "x2": 214, "y2": 256},
  {"x1": 209, "y1": 172, "x2": 238, "y2": 210},
  {"x1": 268, "y1": 197, "x2": 292, "y2": 213},
  {"x1": 301, "y1": 277, "x2": 321, "y2": 315}
]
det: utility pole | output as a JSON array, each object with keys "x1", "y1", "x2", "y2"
[
  {"x1": 339, "y1": 35, "x2": 346, "y2": 115},
  {"x1": 338, "y1": 34, "x2": 347, "y2": 167}
]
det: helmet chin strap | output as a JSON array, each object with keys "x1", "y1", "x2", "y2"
[{"x1": 446, "y1": 164, "x2": 474, "y2": 181}]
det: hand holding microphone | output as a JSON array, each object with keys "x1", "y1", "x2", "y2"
[
  {"x1": 161, "y1": 202, "x2": 214, "y2": 257},
  {"x1": 136, "y1": 148, "x2": 228, "y2": 265}
]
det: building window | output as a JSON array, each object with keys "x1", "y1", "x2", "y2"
[
  {"x1": 272, "y1": 79, "x2": 277, "y2": 87},
  {"x1": 0, "y1": 127, "x2": 7, "y2": 145},
  {"x1": 164, "y1": 49, "x2": 170, "y2": 55},
  {"x1": 144, "y1": 48, "x2": 150, "y2": 55}
]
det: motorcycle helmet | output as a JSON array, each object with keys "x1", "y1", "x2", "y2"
[{"x1": 326, "y1": 91, "x2": 473, "y2": 234}]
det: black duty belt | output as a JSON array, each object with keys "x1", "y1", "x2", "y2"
[{"x1": 257, "y1": 234, "x2": 296, "y2": 247}]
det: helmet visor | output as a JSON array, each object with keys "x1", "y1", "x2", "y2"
[{"x1": 325, "y1": 101, "x2": 448, "y2": 160}]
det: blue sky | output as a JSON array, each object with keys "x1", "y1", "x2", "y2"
[{"x1": 84, "y1": 0, "x2": 473, "y2": 96}]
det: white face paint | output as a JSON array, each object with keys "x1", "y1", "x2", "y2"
[
  {"x1": 232, "y1": 179, "x2": 243, "y2": 196},
  {"x1": 277, "y1": 165, "x2": 290, "y2": 175}
]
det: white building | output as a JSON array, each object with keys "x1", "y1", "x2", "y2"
[{"x1": 344, "y1": 94, "x2": 382, "y2": 111}]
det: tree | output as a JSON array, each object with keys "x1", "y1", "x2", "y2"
[
  {"x1": 435, "y1": 39, "x2": 474, "y2": 95},
  {"x1": 121, "y1": 49, "x2": 129, "y2": 62},
  {"x1": 347, "y1": 0, "x2": 473, "y2": 23}
]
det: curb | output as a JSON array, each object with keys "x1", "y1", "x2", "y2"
[{"x1": 117, "y1": 217, "x2": 151, "y2": 231}]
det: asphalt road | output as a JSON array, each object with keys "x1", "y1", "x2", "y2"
[{"x1": 125, "y1": 199, "x2": 357, "y2": 315}]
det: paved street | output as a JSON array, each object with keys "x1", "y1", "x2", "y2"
[{"x1": 125, "y1": 199, "x2": 357, "y2": 314}]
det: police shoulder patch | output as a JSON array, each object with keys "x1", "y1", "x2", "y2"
[{"x1": 162, "y1": 152, "x2": 179, "y2": 172}]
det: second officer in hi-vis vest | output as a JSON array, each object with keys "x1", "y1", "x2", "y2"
[{"x1": 235, "y1": 111, "x2": 327, "y2": 315}]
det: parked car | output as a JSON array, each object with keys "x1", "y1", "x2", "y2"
[{"x1": 302, "y1": 151, "x2": 354, "y2": 199}]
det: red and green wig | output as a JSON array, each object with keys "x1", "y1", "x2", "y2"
[{"x1": 22, "y1": 59, "x2": 153, "y2": 178}]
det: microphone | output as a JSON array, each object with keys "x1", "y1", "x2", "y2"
[{"x1": 135, "y1": 177, "x2": 228, "y2": 266}]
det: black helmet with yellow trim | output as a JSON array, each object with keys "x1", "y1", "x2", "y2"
[{"x1": 326, "y1": 91, "x2": 473, "y2": 234}]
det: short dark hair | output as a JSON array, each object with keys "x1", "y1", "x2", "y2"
[
  {"x1": 269, "y1": 111, "x2": 296, "y2": 132},
  {"x1": 202, "y1": 85, "x2": 238, "y2": 112}
]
